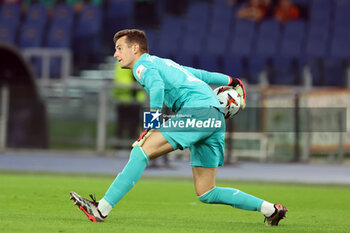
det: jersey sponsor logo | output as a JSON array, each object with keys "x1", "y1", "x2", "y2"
[{"x1": 136, "y1": 65, "x2": 146, "y2": 79}]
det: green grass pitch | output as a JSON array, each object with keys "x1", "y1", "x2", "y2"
[{"x1": 1, "y1": 172, "x2": 350, "y2": 233}]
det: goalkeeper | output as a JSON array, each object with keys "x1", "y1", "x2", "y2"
[{"x1": 70, "y1": 29, "x2": 287, "y2": 226}]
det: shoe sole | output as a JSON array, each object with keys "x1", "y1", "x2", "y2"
[{"x1": 69, "y1": 192, "x2": 100, "y2": 222}]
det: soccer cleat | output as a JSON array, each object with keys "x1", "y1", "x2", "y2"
[
  {"x1": 264, "y1": 204, "x2": 288, "y2": 226},
  {"x1": 69, "y1": 192, "x2": 107, "y2": 222}
]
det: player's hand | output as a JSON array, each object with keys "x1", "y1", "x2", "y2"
[
  {"x1": 132, "y1": 129, "x2": 155, "y2": 147},
  {"x1": 229, "y1": 77, "x2": 246, "y2": 109}
]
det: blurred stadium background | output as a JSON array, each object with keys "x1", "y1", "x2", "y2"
[{"x1": 0, "y1": 0, "x2": 350, "y2": 170}]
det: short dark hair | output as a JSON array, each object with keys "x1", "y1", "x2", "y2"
[{"x1": 113, "y1": 29, "x2": 149, "y2": 53}]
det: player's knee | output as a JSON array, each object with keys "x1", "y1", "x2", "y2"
[
  {"x1": 198, "y1": 187, "x2": 217, "y2": 204},
  {"x1": 130, "y1": 146, "x2": 149, "y2": 162}
]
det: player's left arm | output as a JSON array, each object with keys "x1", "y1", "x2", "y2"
[
  {"x1": 143, "y1": 68, "x2": 165, "y2": 111},
  {"x1": 132, "y1": 68, "x2": 164, "y2": 147},
  {"x1": 184, "y1": 66, "x2": 246, "y2": 109}
]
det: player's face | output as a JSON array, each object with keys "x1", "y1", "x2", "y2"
[{"x1": 114, "y1": 36, "x2": 137, "y2": 69}]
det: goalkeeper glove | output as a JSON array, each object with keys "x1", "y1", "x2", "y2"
[
  {"x1": 228, "y1": 77, "x2": 246, "y2": 109},
  {"x1": 132, "y1": 128, "x2": 155, "y2": 147}
]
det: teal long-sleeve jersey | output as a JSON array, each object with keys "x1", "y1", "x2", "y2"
[{"x1": 132, "y1": 54, "x2": 232, "y2": 113}]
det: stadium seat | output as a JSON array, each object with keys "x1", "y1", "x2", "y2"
[
  {"x1": 304, "y1": 23, "x2": 329, "y2": 86},
  {"x1": 224, "y1": 54, "x2": 244, "y2": 78},
  {"x1": 19, "y1": 23, "x2": 44, "y2": 48},
  {"x1": 157, "y1": 16, "x2": 184, "y2": 57},
  {"x1": 308, "y1": 59, "x2": 324, "y2": 86},
  {"x1": 18, "y1": 22, "x2": 44, "y2": 78},
  {"x1": 311, "y1": 0, "x2": 332, "y2": 8},
  {"x1": 273, "y1": 20, "x2": 305, "y2": 85},
  {"x1": 335, "y1": 0, "x2": 350, "y2": 9},
  {"x1": 272, "y1": 56, "x2": 299, "y2": 85},
  {"x1": 178, "y1": 2, "x2": 211, "y2": 64},
  {"x1": 305, "y1": 22, "x2": 329, "y2": 61},
  {"x1": 248, "y1": 54, "x2": 270, "y2": 84},
  {"x1": 208, "y1": 19, "x2": 230, "y2": 39},
  {"x1": 279, "y1": 21, "x2": 305, "y2": 58},
  {"x1": 322, "y1": 59, "x2": 346, "y2": 86},
  {"x1": 46, "y1": 23, "x2": 73, "y2": 78},
  {"x1": 75, "y1": 5, "x2": 102, "y2": 38},
  {"x1": 0, "y1": 23, "x2": 16, "y2": 44},
  {"x1": 106, "y1": 0, "x2": 134, "y2": 35},
  {"x1": 211, "y1": 4, "x2": 232, "y2": 23},
  {"x1": 333, "y1": 7, "x2": 350, "y2": 28},
  {"x1": 142, "y1": 29, "x2": 157, "y2": 54},
  {"x1": 0, "y1": 3, "x2": 20, "y2": 28},
  {"x1": 25, "y1": 3, "x2": 47, "y2": 27},
  {"x1": 181, "y1": 33, "x2": 203, "y2": 56},
  {"x1": 309, "y1": 26, "x2": 349, "y2": 87},
  {"x1": 213, "y1": 0, "x2": 228, "y2": 6},
  {"x1": 186, "y1": 21, "x2": 207, "y2": 39},
  {"x1": 186, "y1": 2, "x2": 210, "y2": 24},
  {"x1": 229, "y1": 20, "x2": 256, "y2": 57},
  {"x1": 46, "y1": 24, "x2": 72, "y2": 49},
  {"x1": 254, "y1": 20, "x2": 281, "y2": 57},
  {"x1": 74, "y1": 4, "x2": 102, "y2": 64},
  {"x1": 162, "y1": 16, "x2": 184, "y2": 31},
  {"x1": 51, "y1": 3, "x2": 74, "y2": 27},
  {"x1": 174, "y1": 52, "x2": 195, "y2": 68},
  {"x1": 309, "y1": 0, "x2": 332, "y2": 25},
  {"x1": 317, "y1": 32, "x2": 350, "y2": 87},
  {"x1": 107, "y1": 0, "x2": 134, "y2": 17},
  {"x1": 204, "y1": 34, "x2": 228, "y2": 56},
  {"x1": 248, "y1": 20, "x2": 280, "y2": 84},
  {"x1": 329, "y1": 33, "x2": 350, "y2": 60},
  {"x1": 184, "y1": 3, "x2": 209, "y2": 40},
  {"x1": 198, "y1": 53, "x2": 219, "y2": 72}
]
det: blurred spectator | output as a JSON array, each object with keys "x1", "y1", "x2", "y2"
[
  {"x1": 274, "y1": 0, "x2": 299, "y2": 23},
  {"x1": 236, "y1": 0, "x2": 267, "y2": 22}
]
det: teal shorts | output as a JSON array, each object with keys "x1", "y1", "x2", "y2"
[{"x1": 159, "y1": 107, "x2": 225, "y2": 168}]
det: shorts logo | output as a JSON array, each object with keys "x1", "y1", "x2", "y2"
[
  {"x1": 143, "y1": 110, "x2": 161, "y2": 129},
  {"x1": 136, "y1": 65, "x2": 146, "y2": 80}
]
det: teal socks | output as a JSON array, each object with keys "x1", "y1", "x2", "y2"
[
  {"x1": 103, "y1": 146, "x2": 150, "y2": 207},
  {"x1": 102, "y1": 146, "x2": 264, "y2": 212},
  {"x1": 198, "y1": 187, "x2": 264, "y2": 211}
]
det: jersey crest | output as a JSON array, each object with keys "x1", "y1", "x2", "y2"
[{"x1": 136, "y1": 65, "x2": 147, "y2": 79}]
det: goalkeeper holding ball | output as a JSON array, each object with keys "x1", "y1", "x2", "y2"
[{"x1": 70, "y1": 29, "x2": 287, "y2": 226}]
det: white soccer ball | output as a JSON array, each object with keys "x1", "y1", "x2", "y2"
[{"x1": 214, "y1": 86, "x2": 241, "y2": 119}]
